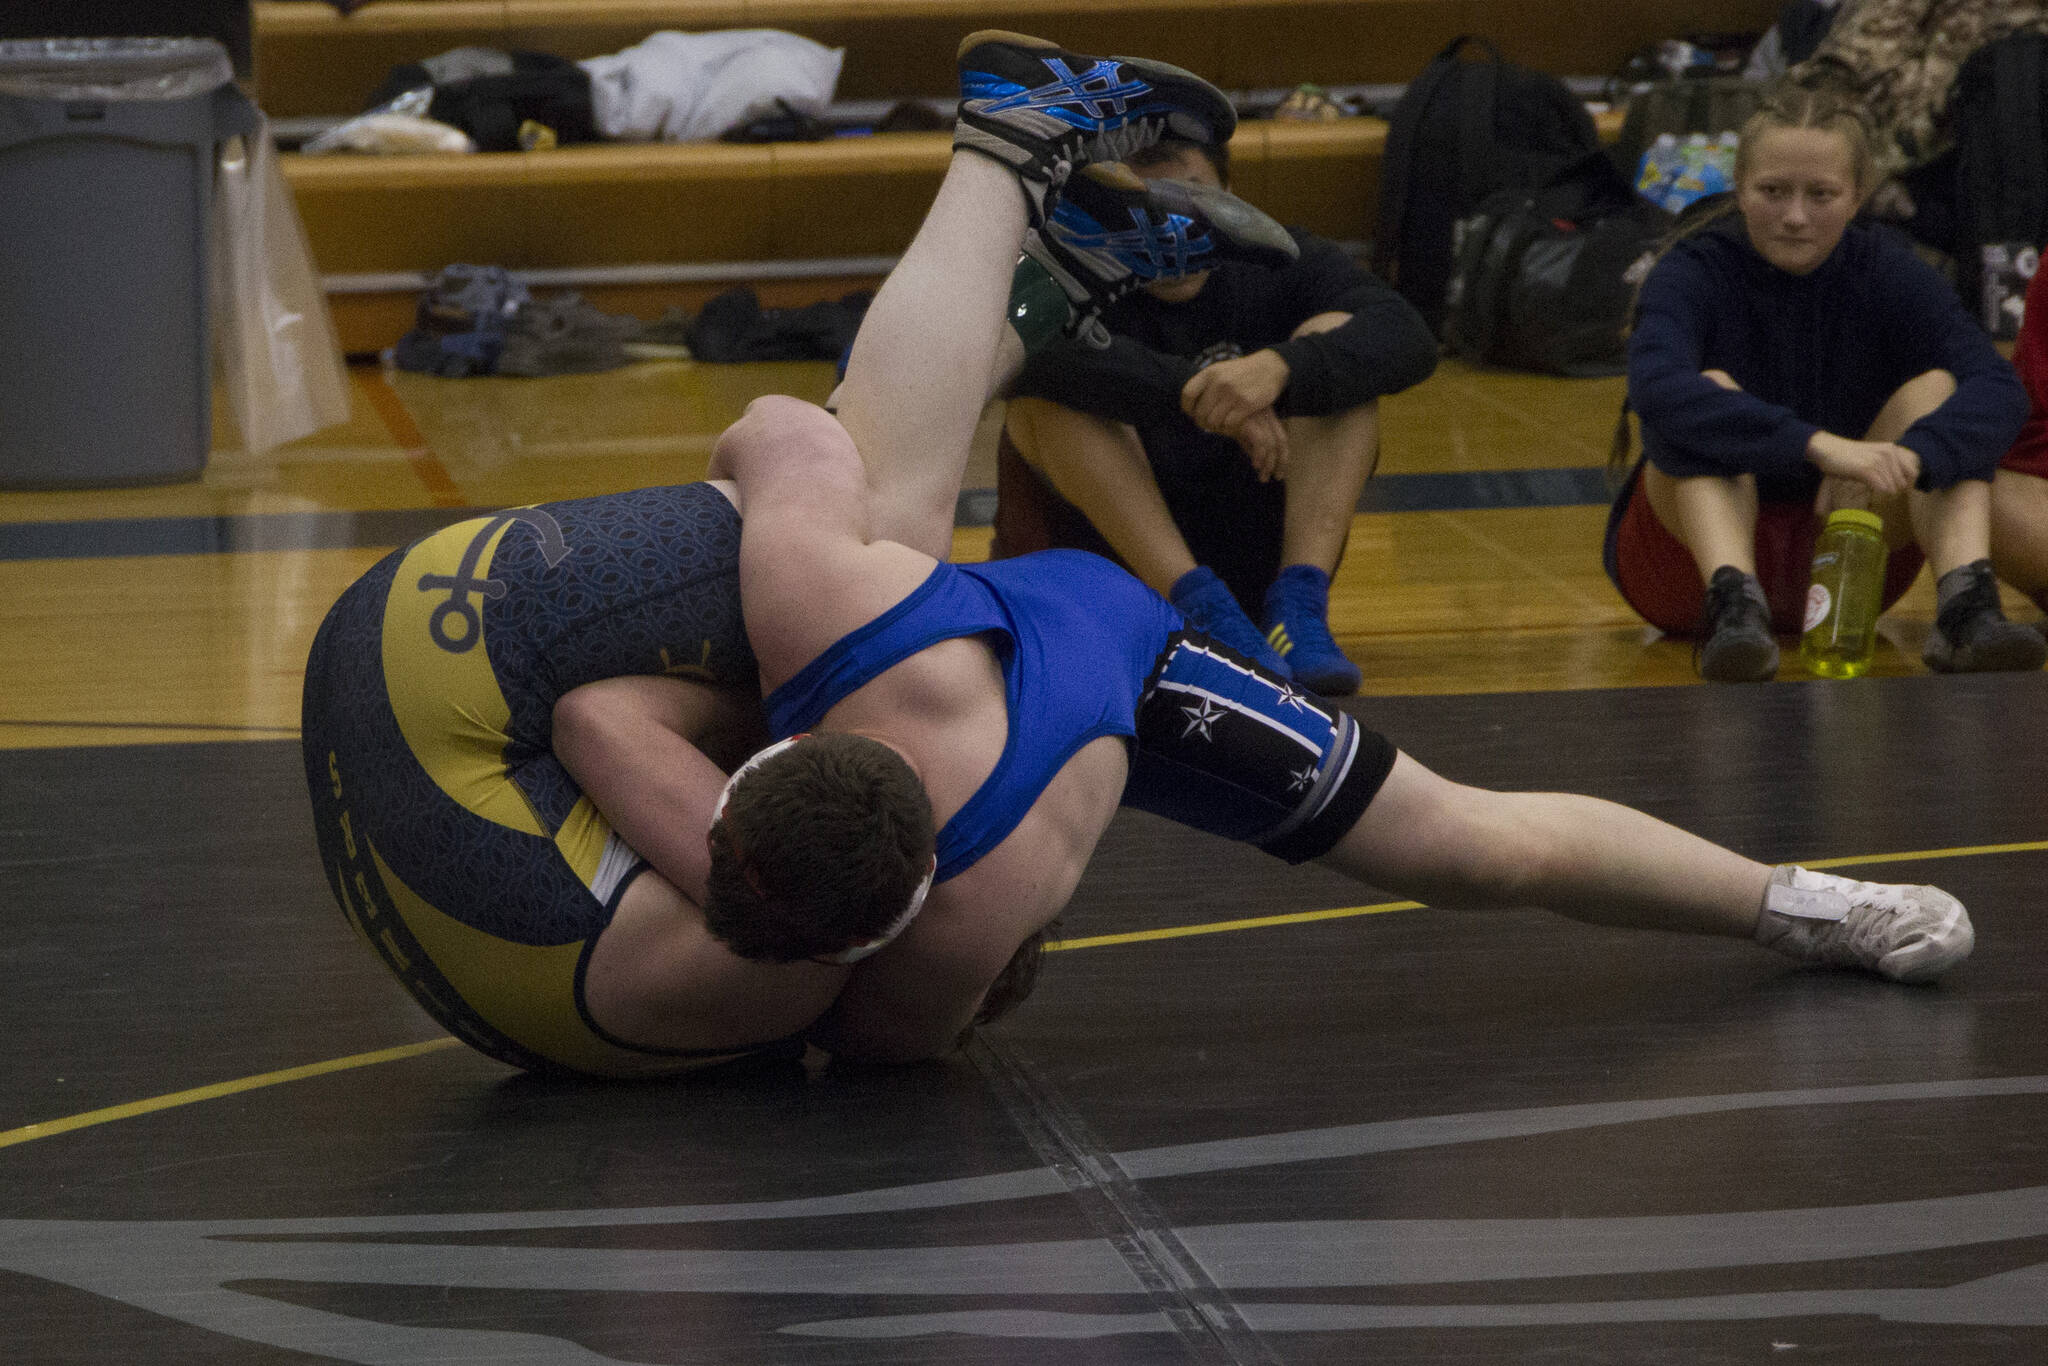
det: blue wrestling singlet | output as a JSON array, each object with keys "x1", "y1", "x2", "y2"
[
  {"x1": 768, "y1": 550, "x2": 1182, "y2": 879},
  {"x1": 300, "y1": 484, "x2": 793, "y2": 1077},
  {"x1": 766, "y1": 549, "x2": 1396, "y2": 875}
]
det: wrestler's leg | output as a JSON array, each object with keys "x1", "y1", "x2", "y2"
[
  {"x1": 1127, "y1": 632, "x2": 1970, "y2": 982},
  {"x1": 834, "y1": 150, "x2": 1032, "y2": 559},
  {"x1": 1320, "y1": 752, "x2": 1971, "y2": 982},
  {"x1": 1324, "y1": 752, "x2": 1769, "y2": 935},
  {"x1": 834, "y1": 35, "x2": 1249, "y2": 558}
]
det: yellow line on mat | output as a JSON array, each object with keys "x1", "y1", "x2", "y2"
[
  {"x1": 1800, "y1": 839, "x2": 2048, "y2": 869},
  {"x1": 1046, "y1": 838, "x2": 2048, "y2": 951},
  {"x1": 0, "y1": 1038, "x2": 461, "y2": 1150},
  {"x1": 1048, "y1": 899, "x2": 1422, "y2": 951},
  {"x1": 3, "y1": 838, "x2": 2041, "y2": 1150}
]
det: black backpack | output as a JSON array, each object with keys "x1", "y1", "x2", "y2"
[
  {"x1": 1374, "y1": 35, "x2": 1602, "y2": 336},
  {"x1": 1951, "y1": 31, "x2": 2048, "y2": 339},
  {"x1": 1443, "y1": 152, "x2": 1671, "y2": 376}
]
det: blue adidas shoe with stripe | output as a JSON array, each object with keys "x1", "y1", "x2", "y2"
[
  {"x1": 1263, "y1": 564, "x2": 1361, "y2": 696},
  {"x1": 1024, "y1": 162, "x2": 1298, "y2": 342},
  {"x1": 955, "y1": 31, "x2": 1236, "y2": 197}
]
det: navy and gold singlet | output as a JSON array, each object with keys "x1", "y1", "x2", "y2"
[{"x1": 300, "y1": 484, "x2": 784, "y2": 1077}]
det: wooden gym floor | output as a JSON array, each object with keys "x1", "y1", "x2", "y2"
[{"x1": 3, "y1": 355, "x2": 2045, "y2": 1363}]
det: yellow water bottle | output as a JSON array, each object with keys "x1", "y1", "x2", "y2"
[{"x1": 1801, "y1": 508, "x2": 1887, "y2": 678}]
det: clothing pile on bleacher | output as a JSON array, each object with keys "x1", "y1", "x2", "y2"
[
  {"x1": 392, "y1": 265, "x2": 871, "y2": 377},
  {"x1": 304, "y1": 29, "x2": 844, "y2": 154}
]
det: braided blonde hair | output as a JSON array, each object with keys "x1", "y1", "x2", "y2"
[{"x1": 1608, "y1": 82, "x2": 1879, "y2": 480}]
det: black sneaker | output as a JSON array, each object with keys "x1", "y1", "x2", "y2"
[
  {"x1": 1923, "y1": 559, "x2": 2048, "y2": 673},
  {"x1": 1024, "y1": 162, "x2": 1298, "y2": 340},
  {"x1": 1697, "y1": 565, "x2": 1779, "y2": 682},
  {"x1": 954, "y1": 31, "x2": 1236, "y2": 194}
]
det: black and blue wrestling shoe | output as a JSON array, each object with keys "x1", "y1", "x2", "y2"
[
  {"x1": 1024, "y1": 162, "x2": 1299, "y2": 342},
  {"x1": 954, "y1": 31, "x2": 1237, "y2": 194}
]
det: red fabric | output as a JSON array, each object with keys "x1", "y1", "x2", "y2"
[
  {"x1": 1612, "y1": 476, "x2": 1925, "y2": 637},
  {"x1": 2004, "y1": 268, "x2": 2048, "y2": 480}
]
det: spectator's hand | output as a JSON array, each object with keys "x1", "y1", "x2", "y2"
[
  {"x1": 1806, "y1": 431, "x2": 1920, "y2": 499},
  {"x1": 1231, "y1": 408, "x2": 1290, "y2": 481},
  {"x1": 1181, "y1": 350, "x2": 1290, "y2": 437}
]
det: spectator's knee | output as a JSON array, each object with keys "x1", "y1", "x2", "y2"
[
  {"x1": 1003, "y1": 395, "x2": 1053, "y2": 463},
  {"x1": 1004, "y1": 397, "x2": 1128, "y2": 475}
]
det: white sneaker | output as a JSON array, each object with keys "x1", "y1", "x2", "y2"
[{"x1": 1755, "y1": 865, "x2": 1974, "y2": 983}]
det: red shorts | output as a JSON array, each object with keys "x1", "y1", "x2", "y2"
[
  {"x1": 2004, "y1": 425, "x2": 2048, "y2": 480},
  {"x1": 1605, "y1": 462, "x2": 1925, "y2": 637},
  {"x1": 2005, "y1": 265, "x2": 2048, "y2": 478}
]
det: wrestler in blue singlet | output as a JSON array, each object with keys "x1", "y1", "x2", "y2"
[
  {"x1": 768, "y1": 551, "x2": 1180, "y2": 879},
  {"x1": 766, "y1": 549, "x2": 1395, "y2": 877},
  {"x1": 307, "y1": 499, "x2": 1392, "y2": 1078}
]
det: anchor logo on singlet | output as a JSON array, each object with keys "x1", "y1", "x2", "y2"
[{"x1": 419, "y1": 508, "x2": 570, "y2": 653}]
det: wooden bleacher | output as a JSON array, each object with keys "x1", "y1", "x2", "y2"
[{"x1": 259, "y1": 0, "x2": 1779, "y2": 351}]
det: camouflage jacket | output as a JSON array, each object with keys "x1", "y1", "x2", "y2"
[{"x1": 1793, "y1": 0, "x2": 2048, "y2": 174}]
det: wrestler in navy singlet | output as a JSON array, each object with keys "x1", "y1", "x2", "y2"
[{"x1": 301, "y1": 483, "x2": 790, "y2": 1077}]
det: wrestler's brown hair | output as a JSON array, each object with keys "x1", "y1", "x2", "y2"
[{"x1": 703, "y1": 733, "x2": 936, "y2": 963}]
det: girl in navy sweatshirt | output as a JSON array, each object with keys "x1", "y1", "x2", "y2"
[{"x1": 1607, "y1": 84, "x2": 2039, "y2": 681}]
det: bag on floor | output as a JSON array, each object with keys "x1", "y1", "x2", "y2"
[
  {"x1": 1951, "y1": 30, "x2": 2048, "y2": 339},
  {"x1": 212, "y1": 115, "x2": 352, "y2": 456},
  {"x1": 1373, "y1": 35, "x2": 1601, "y2": 336},
  {"x1": 1608, "y1": 75, "x2": 1765, "y2": 213},
  {"x1": 1444, "y1": 152, "x2": 1669, "y2": 376}
]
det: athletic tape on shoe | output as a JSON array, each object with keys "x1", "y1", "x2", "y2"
[{"x1": 1766, "y1": 872, "x2": 1851, "y2": 922}]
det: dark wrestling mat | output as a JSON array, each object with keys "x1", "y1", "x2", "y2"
[{"x1": 3, "y1": 672, "x2": 2044, "y2": 1364}]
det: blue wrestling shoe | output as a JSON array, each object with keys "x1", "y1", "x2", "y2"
[
  {"x1": 1171, "y1": 566, "x2": 1292, "y2": 678},
  {"x1": 1263, "y1": 565, "x2": 1361, "y2": 696},
  {"x1": 1026, "y1": 162, "x2": 1299, "y2": 342},
  {"x1": 955, "y1": 31, "x2": 1237, "y2": 197}
]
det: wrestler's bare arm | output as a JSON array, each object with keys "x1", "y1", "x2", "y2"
[
  {"x1": 807, "y1": 745, "x2": 1126, "y2": 1061},
  {"x1": 555, "y1": 676, "x2": 851, "y2": 1051},
  {"x1": 552, "y1": 675, "x2": 761, "y2": 905},
  {"x1": 802, "y1": 890, "x2": 1022, "y2": 1063}
]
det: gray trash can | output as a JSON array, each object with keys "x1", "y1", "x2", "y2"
[{"x1": 0, "y1": 37, "x2": 257, "y2": 488}]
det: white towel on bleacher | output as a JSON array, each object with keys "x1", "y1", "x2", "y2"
[{"x1": 580, "y1": 29, "x2": 844, "y2": 143}]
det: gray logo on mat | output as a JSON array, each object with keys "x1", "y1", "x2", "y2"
[{"x1": 4, "y1": 1076, "x2": 2045, "y2": 1362}]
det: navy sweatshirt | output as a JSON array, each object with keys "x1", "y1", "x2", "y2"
[{"x1": 1627, "y1": 216, "x2": 2025, "y2": 500}]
